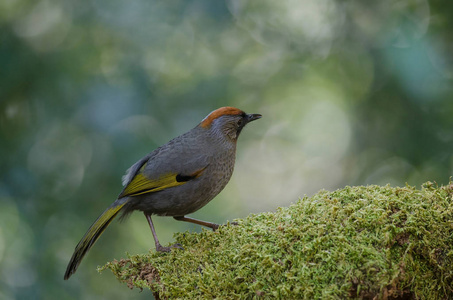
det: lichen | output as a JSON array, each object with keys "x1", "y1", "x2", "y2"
[{"x1": 99, "y1": 182, "x2": 453, "y2": 299}]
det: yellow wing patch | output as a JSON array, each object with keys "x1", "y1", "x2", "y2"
[
  {"x1": 118, "y1": 167, "x2": 206, "y2": 198},
  {"x1": 119, "y1": 172, "x2": 184, "y2": 198}
]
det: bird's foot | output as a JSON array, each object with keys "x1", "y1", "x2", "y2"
[
  {"x1": 214, "y1": 221, "x2": 239, "y2": 231},
  {"x1": 223, "y1": 221, "x2": 238, "y2": 227},
  {"x1": 156, "y1": 243, "x2": 184, "y2": 252}
]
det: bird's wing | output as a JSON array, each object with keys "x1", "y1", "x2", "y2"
[{"x1": 118, "y1": 163, "x2": 207, "y2": 198}]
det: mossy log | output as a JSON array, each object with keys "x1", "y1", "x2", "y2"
[{"x1": 100, "y1": 182, "x2": 453, "y2": 299}]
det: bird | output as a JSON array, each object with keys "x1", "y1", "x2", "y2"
[{"x1": 64, "y1": 106, "x2": 262, "y2": 280}]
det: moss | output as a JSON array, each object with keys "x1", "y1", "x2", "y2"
[{"x1": 99, "y1": 182, "x2": 453, "y2": 299}]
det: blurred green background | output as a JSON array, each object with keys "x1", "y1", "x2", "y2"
[{"x1": 1, "y1": 0, "x2": 453, "y2": 299}]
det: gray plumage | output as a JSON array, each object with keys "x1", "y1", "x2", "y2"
[{"x1": 64, "y1": 107, "x2": 261, "y2": 280}]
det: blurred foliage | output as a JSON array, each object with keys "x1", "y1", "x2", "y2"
[{"x1": 0, "y1": 0, "x2": 452, "y2": 299}]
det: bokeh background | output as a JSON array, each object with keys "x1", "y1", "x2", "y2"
[{"x1": 1, "y1": 0, "x2": 453, "y2": 299}]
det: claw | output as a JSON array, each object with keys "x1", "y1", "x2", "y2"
[
  {"x1": 171, "y1": 243, "x2": 184, "y2": 250},
  {"x1": 219, "y1": 221, "x2": 238, "y2": 229},
  {"x1": 156, "y1": 243, "x2": 184, "y2": 252}
]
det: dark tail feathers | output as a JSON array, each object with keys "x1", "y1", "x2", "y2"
[{"x1": 64, "y1": 200, "x2": 128, "y2": 280}]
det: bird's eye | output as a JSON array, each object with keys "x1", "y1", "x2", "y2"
[{"x1": 237, "y1": 118, "x2": 244, "y2": 127}]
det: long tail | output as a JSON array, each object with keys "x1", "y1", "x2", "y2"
[{"x1": 64, "y1": 199, "x2": 129, "y2": 280}]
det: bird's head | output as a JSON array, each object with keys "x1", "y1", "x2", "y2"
[{"x1": 199, "y1": 107, "x2": 262, "y2": 141}]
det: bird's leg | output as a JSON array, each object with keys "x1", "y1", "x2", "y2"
[
  {"x1": 173, "y1": 216, "x2": 220, "y2": 231},
  {"x1": 144, "y1": 212, "x2": 183, "y2": 252}
]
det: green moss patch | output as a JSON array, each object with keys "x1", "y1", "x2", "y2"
[{"x1": 100, "y1": 182, "x2": 453, "y2": 299}]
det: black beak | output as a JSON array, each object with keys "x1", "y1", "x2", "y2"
[{"x1": 246, "y1": 113, "x2": 262, "y2": 123}]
